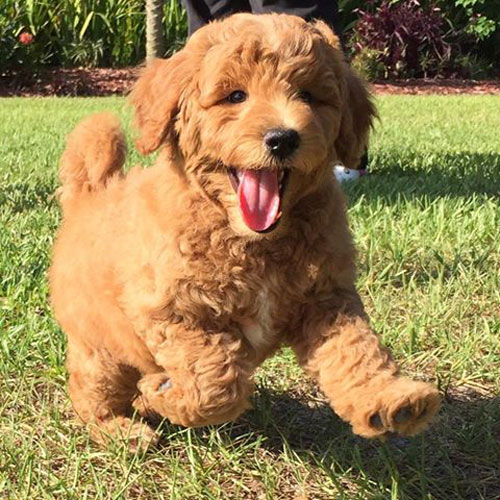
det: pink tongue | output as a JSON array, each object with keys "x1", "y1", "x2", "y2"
[{"x1": 238, "y1": 169, "x2": 280, "y2": 232}]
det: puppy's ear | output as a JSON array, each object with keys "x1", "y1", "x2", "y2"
[
  {"x1": 334, "y1": 64, "x2": 376, "y2": 169},
  {"x1": 129, "y1": 52, "x2": 194, "y2": 155},
  {"x1": 310, "y1": 19, "x2": 343, "y2": 50},
  {"x1": 311, "y1": 20, "x2": 376, "y2": 169}
]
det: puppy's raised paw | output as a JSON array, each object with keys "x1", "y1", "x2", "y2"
[
  {"x1": 351, "y1": 377, "x2": 441, "y2": 439},
  {"x1": 137, "y1": 373, "x2": 174, "y2": 400}
]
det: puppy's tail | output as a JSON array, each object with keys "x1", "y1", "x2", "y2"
[{"x1": 58, "y1": 112, "x2": 126, "y2": 209}]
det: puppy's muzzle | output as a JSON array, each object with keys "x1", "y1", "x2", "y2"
[{"x1": 264, "y1": 128, "x2": 300, "y2": 159}]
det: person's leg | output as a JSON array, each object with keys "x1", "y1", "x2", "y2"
[
  {"x1": 248, "y1": 0, "x2": 343, "y2": 45},
  {"x1": 358, "y1": 151, "x2": 368, "y2": 170},
  {"x1": 182, "y1": 0, "x2": 213, "y2": 35},
  {"x1": 182, "y1": 0, "x2": 251, "y2": 35}
]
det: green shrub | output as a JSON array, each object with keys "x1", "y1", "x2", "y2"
[
  {"x1": 1, "y1": 0, "x2": 497, "y2": 76},
  {"x1": 0, "y1": 0, "x2": 187, "y2": 69},
  {"x1": 436, "y1": 0, "x2": 499, "y2": 76},
  {"x1": 351, "y1": 47, "x2": 385, "y2": 80}
]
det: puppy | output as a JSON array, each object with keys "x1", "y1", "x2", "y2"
[{"x1": 50, "y1": 13, "x2": 440, "y2": 448}]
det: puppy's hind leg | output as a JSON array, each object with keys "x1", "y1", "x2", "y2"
[{"x1": 67, "y1": 343, "x2": 160, "y2": 451}]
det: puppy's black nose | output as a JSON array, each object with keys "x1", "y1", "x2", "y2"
[{"x1": 264, "y1": 128, "x2": 300, "y2": 158}]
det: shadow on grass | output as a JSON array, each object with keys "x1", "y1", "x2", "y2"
[
  {"x1": 164, "y1": 386, "x2": 499, "y2": 499},
  {"x1": 247, "y1": 387, "x2": 500, "y2": 499},
  {"x1": 346, "y1": 152, "x2": 500, "y2": 202}
]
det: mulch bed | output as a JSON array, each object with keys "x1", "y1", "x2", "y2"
[
  {"x1": 0, "y1": 68, "x2": 138, "y2": 97},
  {"x1": 371, "y1": 78, "x2": 500, "y2": 95},
  {"x1": 1, "y1": 67, "x2": 499, "y2": 97}
]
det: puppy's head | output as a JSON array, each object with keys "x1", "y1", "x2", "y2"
[{"x1": 130, "y1": 13, "x2": 375, "y2": 237}]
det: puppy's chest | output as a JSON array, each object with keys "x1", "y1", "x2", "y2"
[
  {"x1": 239, "y1": 286, "x2": 276, "y2": 352},
  {"x1": 176, "y1": 234, "x2": 319, "y2": 347},
  {"x1": 178, "y1": 253, "x2": 287, "y2": 348}
]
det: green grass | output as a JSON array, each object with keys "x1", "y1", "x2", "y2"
[{"x1": 1, "y1": 95, "x2": 499, "y2": 499}]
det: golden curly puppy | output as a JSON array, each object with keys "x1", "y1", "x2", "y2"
[{"x1": 50, "y1": 13, "x2": 440, "y2": 448}]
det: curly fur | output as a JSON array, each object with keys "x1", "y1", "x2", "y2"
[{"x1": 50, "y1": 13, "x2": 440, "y2": 448}]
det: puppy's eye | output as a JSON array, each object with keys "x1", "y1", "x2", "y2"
[
  {"x1": 226, "y1": 90, "x2": 247, "y2": 104},
  {"x1": 297, "y1": 90, "x2": 313, "y2": 104}
]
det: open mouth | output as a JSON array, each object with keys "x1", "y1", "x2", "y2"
[{"x1": 228, "y1": 167, "x2": 290, "y2": 233}]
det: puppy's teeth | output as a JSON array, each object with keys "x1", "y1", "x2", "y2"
[{"x1": 278, "y1": 170, "x2": 284, "y2": 182}]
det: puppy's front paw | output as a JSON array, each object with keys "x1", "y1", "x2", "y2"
[
  {"x1": 351, "y1": 377, "x2": 441, "y2": 438},
  {"x1": 138, "y1": 373, "x2": 173, "y2": 400},
  {"x1": 137, "y1": 373, "x2": 191, "y2": 425}
]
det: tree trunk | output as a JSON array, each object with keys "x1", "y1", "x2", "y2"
[{"x1": 146, "y1": 0, "x2": 165, "y2": 61}]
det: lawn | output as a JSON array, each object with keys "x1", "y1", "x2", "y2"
[{"x1": 0, "y1": 95, "x2": 499, "y2": 499}]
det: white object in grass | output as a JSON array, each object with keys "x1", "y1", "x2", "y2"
[{"x1": 333, "y1": 164, "x2": 366, "y2": 183}]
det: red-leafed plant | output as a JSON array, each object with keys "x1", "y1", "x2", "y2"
[{"x1": 351, "y1": 0, "x2": 452, "y2": 78}]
